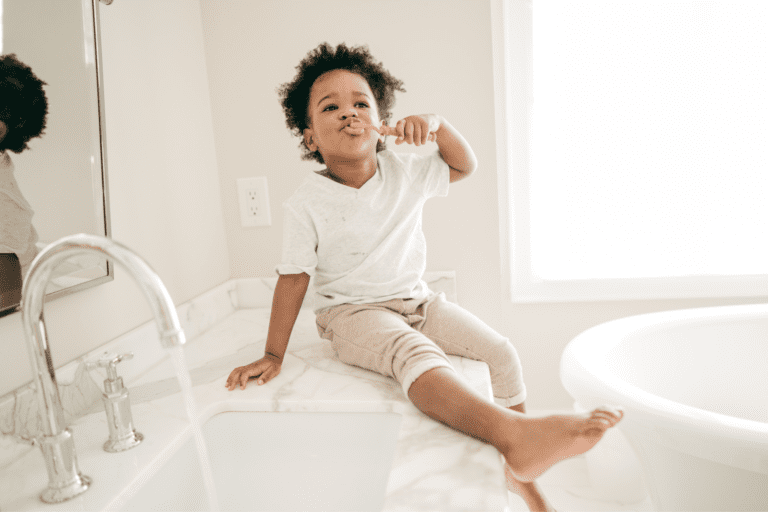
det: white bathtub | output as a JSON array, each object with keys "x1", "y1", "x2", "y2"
[{"x1": 560, "y1": 303, "x2": 768, "y2": 511}]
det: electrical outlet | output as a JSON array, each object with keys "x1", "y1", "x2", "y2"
[{"x1": 237, "y1": 177, "x2": 271, "y2": 227}]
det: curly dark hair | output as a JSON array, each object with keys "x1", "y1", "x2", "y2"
[
  {"x1": 277, "y1": 42, "x2": 405, "y2": 165},
  {"x1": 0, "y1": 53, "x2": 49, "y2": 154}
]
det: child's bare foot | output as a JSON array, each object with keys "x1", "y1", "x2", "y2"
[{"x1": 502, "y1": 406, "x2": 624, "y2": 483}]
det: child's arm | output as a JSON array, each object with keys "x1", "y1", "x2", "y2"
[
  {"x1": 429, "y1": 115, "x2": 478, "y2": 182},
  {"x1": 225, "y1": 272, "x2": 310, "y2": 390}
]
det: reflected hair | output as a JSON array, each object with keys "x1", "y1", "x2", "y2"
[
  {"x1": 0, "y1": 53, "x2": 49, "y2": 154},
  {"x1": 277, "y1": 42, "x2": 405, "y2": 165}
]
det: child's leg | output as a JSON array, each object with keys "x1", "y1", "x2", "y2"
[
  {"x1": 414, "y1": 292, "x2": 526, "y2": 407},
  {"x1": 315, "y1": 299, "x2": 457, "y2": 394},
  {"x1": 411, "y1": 293, "x2": 618, "y2": 505},
  {"x1": 409, "y1": 293, "x2": 534, "y2": 498},
  {"x1": 407, "y1": 366, "x2": 623, "y2": 483},
  {"x1": 316, "y1": 298, "x2": 623, "y2": 484}
]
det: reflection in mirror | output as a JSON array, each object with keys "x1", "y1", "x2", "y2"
[
  {"x1": 1, "y1": 54, "x2": 47, "y2": 310},
  {"x1": 0, "y1": 0, "x2": 112, "y2": 317}
]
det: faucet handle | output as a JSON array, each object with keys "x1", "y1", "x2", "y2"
[
  {"x1": 85, "y1": 351, "x2": 143, "y2": 452},
  {"x1": 85, "y1": 352, "x2": 134, "y2": 381}
]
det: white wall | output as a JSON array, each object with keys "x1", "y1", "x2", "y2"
[
  {"x1": 200, "y1": 0, "x2": 767, "y2": 410},
  {"x1": 0, "y1": 0, "x2": 230, "y2": 397}
]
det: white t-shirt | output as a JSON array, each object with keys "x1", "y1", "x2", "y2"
[
  {"x1": 0, "y1": 151, "x2": 39, "y2": 280},
  {"x1": 276, "y1": 149, "x2": 450, "y2": 313}
]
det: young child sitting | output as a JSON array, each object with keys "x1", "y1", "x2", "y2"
[{"x1": 226, "y1": 42, "x2": 623, "y2": 512}]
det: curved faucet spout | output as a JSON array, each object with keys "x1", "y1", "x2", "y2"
[{"x1": 21, "y1": 233, "x2": 186, "y2": 503}]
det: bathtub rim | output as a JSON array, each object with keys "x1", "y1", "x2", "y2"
[{"x1": 561, "y1": 302, "x2": 768, "y2": 448}]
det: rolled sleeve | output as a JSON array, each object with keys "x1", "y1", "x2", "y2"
[{"x1": 274, "y1": 202, "x2": 318, "y2": 277}]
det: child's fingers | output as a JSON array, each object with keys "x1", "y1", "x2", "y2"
[
  {"x1": 413, "y1": 123, "x2": 424, "y2": 146},
  {"x1": 257, "y1": 365, "x2": 280, "y2": 385},
  {"x1": 380, "y1": 119, "x2": 438, "y2": 145},
  {"x1": 226, "y1": 367, "x2": 248, "y2": 390},
  {"x1": 404, "y1": 122, "x2": 413, "y2": 144},
  {"x1": 240, "y1": 369, "x2": 254, "y2": 390},
  {"x1": 395, "y1": 119, "x2": 406, "y2": 144},
  {"x1": 382, "y1": 118, "x2": 436, "y2": 145},
  {"x1": 377, "y1": 123, "x2": 399, "y2": 137},
  {"x1": 420, "y1": 125, "x2": 433, "y2": 145},
  {"x1": 226, "y1": 357, "x2": 283, "y2": 391},
  {"x1": 229, "y1": 363, "x2": 261, "y2": 390}
]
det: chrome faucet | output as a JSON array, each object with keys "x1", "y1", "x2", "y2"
[{"x1": 21, "y1": 233, "x2": 186, "y2": 503}]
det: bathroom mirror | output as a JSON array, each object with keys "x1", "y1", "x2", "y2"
[{"x1": 0, "y1": 0, "x2": 112, "y2": 317}]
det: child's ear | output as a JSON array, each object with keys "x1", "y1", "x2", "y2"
[{"x1": 303, "y1": 128, "x2": 316, "y2": 151}]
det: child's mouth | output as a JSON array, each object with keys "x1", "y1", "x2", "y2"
[
  {"x1": 342, "y1": 125, "x2": 365, "y2": 135},
  {"x1": 341, "y1": 120, "x2": 367, "y2": 136}
]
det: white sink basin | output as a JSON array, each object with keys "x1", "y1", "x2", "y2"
[{"x1": 121, "y1": 411, "x2": 402, "y2": 511}]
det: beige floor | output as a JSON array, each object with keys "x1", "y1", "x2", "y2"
[{"x1": 507, "y1": 455, "x2": 655, "y2": 512}]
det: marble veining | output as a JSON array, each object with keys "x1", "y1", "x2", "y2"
[{"x1": 0, "y1": 272, "x2": 509, "y2": 511}]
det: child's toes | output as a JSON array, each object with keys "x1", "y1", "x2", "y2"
[
  {"x1": 594, "y1": 406, "x2": 624, "y2": 422},
  {"x1": 589, "y1": 410, "x2": 619, "y2": 426},
  {"x1": 587, "y1": 416, "x2": 612, "y2": 428},
  {"x1": 592, "y1": 413, "x2": 623, "y2": 429}
]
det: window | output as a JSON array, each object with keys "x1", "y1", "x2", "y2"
[{"x1": 493, "y1": 0, "x2": 768, "y2": 302}]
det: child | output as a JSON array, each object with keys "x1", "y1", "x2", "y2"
[
  {"x1": 226, "y1": 42, "x2": 623, "y2": 512},
  {"x1": 0, "y1": 53, "x2": 48, "y2": 283}
]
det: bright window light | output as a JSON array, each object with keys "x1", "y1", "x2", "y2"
[{"x1": 530, "y1": 1, "x2": 768, "y2": 281}]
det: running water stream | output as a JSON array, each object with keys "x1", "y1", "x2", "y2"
[{"x1": 169, "y1": 346, "x2": 220, "y2": 512}]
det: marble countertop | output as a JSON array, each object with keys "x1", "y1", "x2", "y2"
[{"x1": 0, "y1": 278, "x2": 509, "y2": 512}]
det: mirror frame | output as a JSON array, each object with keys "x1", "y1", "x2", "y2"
[{"x1": 1, "y1": 0, "x2": 113, "y2": 317}]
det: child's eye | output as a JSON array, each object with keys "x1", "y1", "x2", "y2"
[{"x1": 322, "y1": 102, "x2": 368, "y2": 112}]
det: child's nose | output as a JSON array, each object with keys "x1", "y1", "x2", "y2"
[{"x1": 340, "y1": 107, "x2": 359, "y2": 119}]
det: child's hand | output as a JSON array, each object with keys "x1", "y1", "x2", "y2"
[
  {"x1": 350, "y1": 115, "x2": 440, "y2": 146},
  {"x1": 386, "y1": 114, "x2": 441, "y2": 146},
  {"x1": 225, "y1": 355, "x2": 282, "y2": 390}
]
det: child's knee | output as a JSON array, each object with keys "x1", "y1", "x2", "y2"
[
  {"x1": 487, "y1": 339, "x2": 526, "y2": 403},
  {"x1": 401, "y1": 359, "x2": 455, "y2": 400},
  {"x1": 487, "y1": 337, "x2": 523, "y2": 371},
  {"x1": 495, "y1": 390, "x2": 527, "y2": 408}
]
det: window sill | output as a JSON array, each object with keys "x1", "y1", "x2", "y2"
[{"x1": 511, "y1": 273, "x2": 768, "y2": 303}]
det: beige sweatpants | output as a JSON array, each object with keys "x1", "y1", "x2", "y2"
[{"x1": 315, "y1": 291, "x2": 527, "y2": 407}]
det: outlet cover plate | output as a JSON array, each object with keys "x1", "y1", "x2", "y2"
[{"x1": 237, "y1": 176, "x2": 271, "y2": 227}]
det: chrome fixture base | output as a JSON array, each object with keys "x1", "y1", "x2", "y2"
[
  {"x1": 37, "y1": 428, "x2": 91, "y2": 503},
  {"x1": 105, "y1": 430, "x2": 144, "y2": 453},
  {"x1": 41, "y1": 474, "x2": 92, "y2": 504}
]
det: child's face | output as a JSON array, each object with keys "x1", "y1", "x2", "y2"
[{"x1": 303, "y1": 69, "x2": 385, "y2": 163}]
